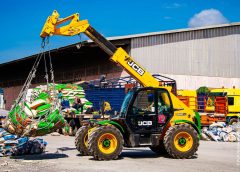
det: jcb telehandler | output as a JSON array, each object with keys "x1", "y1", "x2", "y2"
[{"x1": 40, "y1": 10, "x2": 201, "y2": 160}]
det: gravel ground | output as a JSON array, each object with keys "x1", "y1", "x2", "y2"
[{"x1": 0, "y1": 135, "x2": 239, "y2": 172}]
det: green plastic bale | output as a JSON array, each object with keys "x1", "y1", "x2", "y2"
[
  {"x1": 37, "y1": 109, "x2": 50, "y2": 117},
  {"x1": 55, "y1": 84, "x2": 64, "y2": 90},
  {"x1": 36, "y1": 122, "x2": 55, "y2": 136},
  {"x1": 36, "y1": 103, "x2": 51, "y2": 111},
  {"x1": 62, "y1": 88, "x2": 72, "y2": 91},
  {"x1": 52, "y1": 119, "x2": 65, "y2": 131},
  {"x1": 9, "y1": 105, "x2": 27, "y2": 126},
  {"x1": 47, "y1": 109, "x2": 65, "y2": 124},
  {"x1": 74, "y1": 109, "x2": 80, "y2": 114},
  {"x1": 75, "y1": 93, "x2": 85, "y2": 97},
  {"x1": 69, "y1": 99, "x2": 74, "y2": 104},
  {"x1": 37, "y1": 121, "x2": 54, "y2": 129},
  {"x1": 77, "y1": 86, "x2": 83, "y2": 90},
  {"x1": 85, "y1": 102, "x2": 93, "y2": 105},
  {"x1": 36, "y1": 92, "x2": 49, "y2": 100},
  {"x1": 77, "y1": 95, "x2": 84, "y2": 98}
]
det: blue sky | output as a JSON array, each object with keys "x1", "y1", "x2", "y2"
[{"x1": 0, "y1": 0, "x2": 239, "y2": 63}]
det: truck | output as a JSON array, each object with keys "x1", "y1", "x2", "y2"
[
  {"x1": 201, "y1": 87, "x2": 240, "y2": 126},
  {"x1": 40, "y1": 10, "x2": 201, "y2": 160}
]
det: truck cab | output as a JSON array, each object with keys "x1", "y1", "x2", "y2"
[{"x1": 204, "y1": 88, "x2": 240, "y2": 124}]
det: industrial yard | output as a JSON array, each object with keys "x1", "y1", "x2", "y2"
[
  {"x1": 0, "y1": 1, "x2": 239, "y2": 172},
  {"x1": 0, "y1": 135, "x2": 238, "y2": 172}
]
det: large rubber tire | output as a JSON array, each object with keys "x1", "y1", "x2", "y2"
[
  {"x1": 75, "y1": 126, "x2": 90, "y2": 155},
  {"x1": 149, "y1": 140, "x2": 167, "y2": 155},
  {"x1": 88, "y1": 125, "x2": 123, "y2": 160},
  {"x1": 164, "y1": 124, "x2": 199, "y2": 159}
]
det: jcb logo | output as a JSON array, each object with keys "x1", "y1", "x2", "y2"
[
  {"x1": 138, "y1": 121, "x2": 152, "y2": 126},
  {"x1": 127, "y1": 60, "x2": 145, "y2": 76}
]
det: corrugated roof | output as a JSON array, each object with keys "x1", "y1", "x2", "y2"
[
  {"x1": 106, "y1": 22, "x2": 240, "y2": 40},
  {"x1": 1, "y1": 22, "x2": 239, "y2": 66}
]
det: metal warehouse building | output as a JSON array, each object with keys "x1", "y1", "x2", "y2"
[
  {"x1": 127, "y1": 22, "x2": 240, "y2": 89},
  {"x1": 0, "y1": 22, "x2": 239, "y2": 110}
]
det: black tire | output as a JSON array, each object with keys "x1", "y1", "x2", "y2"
[
  {"x1": 229, "y1": 118, "x2": 239, "y2": 125},
  {"x1": 149, "y1": 140, "x2": 167, "y2": 155},
  {"x1": 75, "y1": 126, "x2": 90, "y2": 155},
  {"x1": 88, "y1": 125, "x2": 123, "y2": 160},
  {"x1": 164, "y1": 124, "x2": 199, "y2": 159}
]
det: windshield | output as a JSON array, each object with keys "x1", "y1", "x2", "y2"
[{"x1": 119, "y1": 91, "x2": 133, "y2": 117}]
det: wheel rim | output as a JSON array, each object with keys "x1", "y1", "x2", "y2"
[
  {"x1": 174, "y1": 132, "x2": 193, "y2": 152},
  {"x1": 84, "y1": 133, "x2": 88, "y2": 147},
  {"x1": 98, "y1": 133, "x2": 118, "y2": 154}
]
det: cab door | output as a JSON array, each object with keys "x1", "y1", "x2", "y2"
[{"x1": 126, "y1": 88, "x2": 158, "y2": 133}]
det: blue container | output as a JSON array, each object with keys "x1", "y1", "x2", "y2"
[{"x1": 85, "y1": 88, "x2": 125, "y2": 112}]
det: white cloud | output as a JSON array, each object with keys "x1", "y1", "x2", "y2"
[{"x1": 188, "y1": 9, "x2": 229, "y2": 28}]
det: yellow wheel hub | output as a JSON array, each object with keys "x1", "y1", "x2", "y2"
[
  {"x1": 174, "y1": 132, "x2": 193, "y2": 152},
  {"x1": 98, "y1": 133, "x2": 118, "y2": 154}
]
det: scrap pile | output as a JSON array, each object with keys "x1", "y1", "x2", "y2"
[
  {"x1": 201, "y1": 122, "x2": 240, "y2": 142},
  {"x1": 0, "y1": 128, "x2": 47, "y2": 157}
]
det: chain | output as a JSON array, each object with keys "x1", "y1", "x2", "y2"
[
  {"x1": 43, "y1": 51, "x2": 49, "y2": 91},
  {"x1": 77, "y1": 33, "x2": 83, "y2": 49},
  {"x1": 46, "y1": 40, "x2": 58, "y2": 110}
]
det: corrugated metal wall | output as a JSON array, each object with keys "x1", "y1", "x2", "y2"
[{"x1": 130, "y1": 25, "x2": 240, "y2": 78}]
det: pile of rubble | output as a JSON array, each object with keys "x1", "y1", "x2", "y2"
[
  {"x1": 201, "y1": 122, "x2": 239, "y2": 142},
  {"x1": 0, "y1": 128, "x2": 47, "y2": 157}
]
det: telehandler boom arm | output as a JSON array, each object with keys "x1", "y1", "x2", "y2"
[{"x1": 40, "y1": 10, "x2": 160, "y2": 88}]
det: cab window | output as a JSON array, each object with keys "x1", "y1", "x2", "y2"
[
  {"x1": 228, "y1": 97, "x2": 234, "y2": 105},
  {"x1": 157, "y1": 90, "x2": 172, "y2": 114},
  {"x1": 131, "y1": 89, "x2": 155, "y2": 115}
]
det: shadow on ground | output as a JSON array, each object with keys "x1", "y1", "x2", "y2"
[
  {"x1": 10, "y1": 153, "x2": 68, "y2": 160},
  {"x1": 122, "y1": 148, "x2": 198, "y2": 159},
  {"x1": 86, "y1": 149, "x2": 171, "y2": 161},
  {"x1": 56, "y1": 147, "x2": 76, "y2": 152},
  {"x1": 76, "y1": 147, "x2": 198, "y2": 161},
  {"x1": 121, "y1": 149, "x2": 165, "y2": 159}
]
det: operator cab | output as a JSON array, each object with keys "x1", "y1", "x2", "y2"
[{"x1": 118, "y1": 87, "x2": 174, "y2": 147}]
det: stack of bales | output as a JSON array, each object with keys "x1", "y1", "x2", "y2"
[
  {"x1": 4, "y1": 84, "x2": 65, "y2": 137},
  {"x1": 32, "y1": 83, "x2": 93, "y2": 115}
]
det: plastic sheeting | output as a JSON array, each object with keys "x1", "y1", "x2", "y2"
[
  {"x1": 0, "y1": 128, "x2": 47, "y2": 157},
  {"x1": 201, "y1": 122, "x2": 240, "y2": 142}
]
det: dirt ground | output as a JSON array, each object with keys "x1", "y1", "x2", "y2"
[{"x1": 0, "y1": 135, "x2": 239, "y2": 172}]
